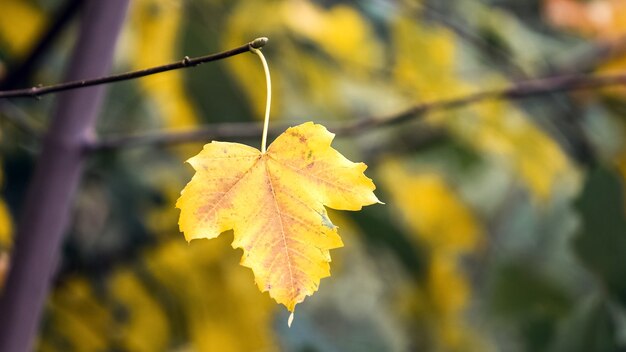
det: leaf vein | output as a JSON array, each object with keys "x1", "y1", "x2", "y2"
[{"x1": 264, "y1": 161, "x2": 297, "y2": 298}]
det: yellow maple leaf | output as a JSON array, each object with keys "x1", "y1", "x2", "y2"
[{"x1": 176, "y1": 122, "x2": 380, "y2": 311}]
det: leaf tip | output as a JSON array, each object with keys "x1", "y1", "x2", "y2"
[{"x1": 287, "y1": 311, "x2": 295, "y2": 328}]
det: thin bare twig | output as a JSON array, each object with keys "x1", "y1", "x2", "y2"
[
  {"x1": 0, "y1": 38, "x2": 268, "y2": 99},
  {"x1": 91, "y1": 71, "x2": 626, "y2": 151}
]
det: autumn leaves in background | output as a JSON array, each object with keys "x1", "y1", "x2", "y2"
[{"x1": 2, "y1": 0, "x2": 626, "y2": 351}]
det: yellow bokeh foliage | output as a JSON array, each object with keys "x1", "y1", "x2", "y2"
[
  {"x1": 222, "y1": 1, "x2": 284, "y2": 118},
  {"x1": 282, "y1": 0, "x2": 383, "y2": 70},
  {"x1": 0, "y1": 200, "x2": 13, "y2": 289},
  {"x1": 40, "y1": 272, "x2": 170, "y2": 352},
  {"x1": 468, "y1": 101, "x2": 575, "y2": 200},
  {"x1": 392, "y1": 17, "x2": 470, "y2": 101},
  {"x1": 381, "y1": 162, "x2": 481, "y2": 254},
  {"x1": 144, "y1": 237, "x2": 276, "y2": 352},
  {"x1": 381, "y1": 161, "x2": 489, "y2": 351},
  {"x1": 39, "y1": 235, "x2": 278, "y2": 351},
  {"x1": 127, "y1": 0, "x2": 198, "y2": 130},
  {"x1": 0, "y1": 162, "x2": 12, "y2": 290},
  {"x1": 39, "y1": 278, "x2": 116, "y2": 352},
  {"x1": 0, "y1": 200, "x2": 12, "y2": 251},
  {"x1": 223, "y1": 0, "x2": 385, "y2": 120},
  {"x1": 392, "y1": 18, "x2": 575, "y2": 201},
  {"x1": 0, "y1": 0, "x2": 46, "y2": 58},
  {"x1": 108, "y1": 270, "x2": 171, "y2": 351}
]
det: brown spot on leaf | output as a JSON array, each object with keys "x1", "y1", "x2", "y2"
[{"x1": 288, "y1": 131, "x2": 307, "y2": 144}]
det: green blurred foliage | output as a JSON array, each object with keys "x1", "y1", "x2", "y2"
[
  {"x1": 574, "y1": 167, "x2": 626, "y2": 306},
  {"x1": 1, "y1": 0, "x2": 626, "y2": 351}
]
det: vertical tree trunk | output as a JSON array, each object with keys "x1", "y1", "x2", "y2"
[{"x1": 0, "y1": 1, "x2": 129, "y2": 351}]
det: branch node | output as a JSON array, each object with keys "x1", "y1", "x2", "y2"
[
  {"x1": 182, "y1": 56, "x2": 191, "y2": 66},
  {"x1": 30, "y1": 86, "x2": 41, "y2": 99},
  {"x1": 250, "y1": 37, "x2": 269, "y2": 50}
]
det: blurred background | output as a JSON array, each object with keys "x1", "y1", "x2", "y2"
[{"x1": 2, "y1": 0, "x2": 626, "y2": 351}]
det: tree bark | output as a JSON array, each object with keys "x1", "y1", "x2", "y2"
[{"x1": 0, "y1": 1, "x2": 129, "y2": 351}]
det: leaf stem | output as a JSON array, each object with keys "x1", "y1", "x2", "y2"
[{"x1": 250, "y1": 39, "x2": 272, "y2": 153}]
